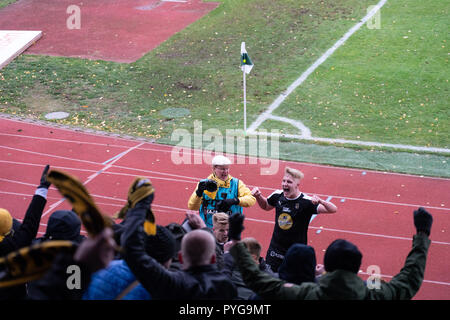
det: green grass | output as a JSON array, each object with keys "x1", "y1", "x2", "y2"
[
  {"x1": 0, "y1": 0, "x2": 375, "y2": 138},
  {"x1": 274, "y1": 0, "x2": 449, "y2": 148},
  {"x1": 0, "y1": 0, "x2": 448, "y2": 177},
  {"x1": 0, "y1": 0, "x2": 16, "y2": 9}
]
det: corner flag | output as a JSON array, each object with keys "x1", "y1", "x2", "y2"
[
  {"x1": 240, "y1": 42, "x2": 253, "y2": 74},
  {"x1": 240, "y1": 42, "x2": 253, "y2": 133}
]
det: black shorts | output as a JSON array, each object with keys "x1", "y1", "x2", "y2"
[{"x1": 265, "y1": 245, "x2": 286, "y2": 273}]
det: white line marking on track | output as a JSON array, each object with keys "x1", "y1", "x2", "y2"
[
  {"x1": 244, "y1": 216, "x2": 450, "y2": 246},
  {"x1": 1, "y1": 165, "x2": 448, "y2": 212},
  {"x1": 357, "y1": 271, "x2": 450, "y2": 286},
  {"x1": 2, "y1": 118, "x2": 449, "y2": 180},
  {"x1": 41, "y1": 142, "x2": 145, "y2": 217},
  {"x1": 0, "y1": 132, "x2": 132, "y2": 149},
  {"x1": 0, "y1": 116, "x2": 145, "y2": 144},
  {"x1": 2, "y1": 190, "x2": 448, "y2": 247},
  {"x1": 0, "y1": 145, "x2": 102, "y2": 166}
]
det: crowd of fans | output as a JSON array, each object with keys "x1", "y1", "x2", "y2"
[{"x1": 0, "y1": 163, "x2": 433, "y2": 300}]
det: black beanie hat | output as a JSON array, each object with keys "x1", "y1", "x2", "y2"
[
  {"x1": 278, "y1": 244, "x2": 316, "y2": 285},
  {"x1": 144, "y1": 225, "x2": 176, "y2": 264},
  {"x1": 45, "y1": 210, "x2": 84, "y2": 243},
  {"x1": 324, "y1": 239, "x2": 362, "y2": 273}
]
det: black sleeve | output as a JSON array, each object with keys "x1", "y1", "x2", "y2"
[
  {"x1": 27, "y1": 252, "x2": 93, "y2": 300},
  {"x1": 370, "y1": 233, "x2": 431, "y2": 300},
  {"x1": 222, "y1": 252, "x2": 235, "y2": 279},
  {"x1": 121, "y1": 206, "x2": 186, "y2": 299},
  {"x1": 310, "y1": 200, "x2": 319, "y2": 214},
  {"x1": 0, "y1": 194, "x2": 46, "y2": 256},
  {"x1": 267, "y1": 192, "x2": 280, "y2": 207}
]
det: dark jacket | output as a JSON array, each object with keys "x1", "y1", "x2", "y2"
[
  {"x1": 121, "y1": 205, "x2": 237, "y2": 300},
  {"x1": 223, "y1": 252, "x2": 275, "y2": 300},
  {"x1": 0, "y1": 194, "x2": 46, "y2": 256},
  {"x1": 26, "y1": 251, "x2": 94, "y2": 300},
  {"x1": 230, "y1": 233, "x2": 431, "y2": 300},
  {"x1": 0, "y1": 193, "x2": 47, "y2": 300},
  {"x1": 215, "y1": 240, "x2": 225, "y2": 270}
]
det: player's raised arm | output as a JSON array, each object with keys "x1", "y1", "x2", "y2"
[
  {"x1": 311, "y1": 195, "x2": 337, "y2": 214},
  {"x1": 251, "y1": 187, "x2": 274, "y2": 211}
]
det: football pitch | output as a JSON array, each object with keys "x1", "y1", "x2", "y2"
[{"x1": 0, "y1": 0, "x2": 448, "y2": 177}]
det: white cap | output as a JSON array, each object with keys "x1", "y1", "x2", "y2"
[{"x1": 212, "y1": 155, "x2": 231, "y2": 166}]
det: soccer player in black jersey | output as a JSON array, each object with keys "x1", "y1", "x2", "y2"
[{"x1": 252, "y1": 167, "x2": 337, "y2": 272}]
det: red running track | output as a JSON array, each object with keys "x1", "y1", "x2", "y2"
[
  {"x1": 0, "y1": 116, "x2": 449, "y2": 299},
  {"x1": 0, "y1": 0, "x2": 219, "y2": 63}
]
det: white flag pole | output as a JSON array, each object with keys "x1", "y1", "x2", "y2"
[
  {"x1": 243, "y1": 67, "x2": 247, "y2": 133},
  {"x1": 241, "y1": 41, "x2": 252, "y2": 134}
]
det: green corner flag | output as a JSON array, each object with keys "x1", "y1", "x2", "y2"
[{"x1": 240, "y1": 42, "x2": 253, "y2": 74}]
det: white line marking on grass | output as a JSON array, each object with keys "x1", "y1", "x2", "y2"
[
  {"x1": 247, "y1": 0, "x2": 388, "y2": 133},
  {"x1": 252, "y1": 130, "x2": 450, "y2": 154},
  {"x1": 266, "y1": 114, "x2": 311, "y2": 138},
  {"x1": 246, "y1": 0, "x2": 450, "y2": 154}
]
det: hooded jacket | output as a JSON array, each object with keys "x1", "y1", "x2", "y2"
[{"x1": 230, "y1": 233, "x2": 430, "y2": 300}]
